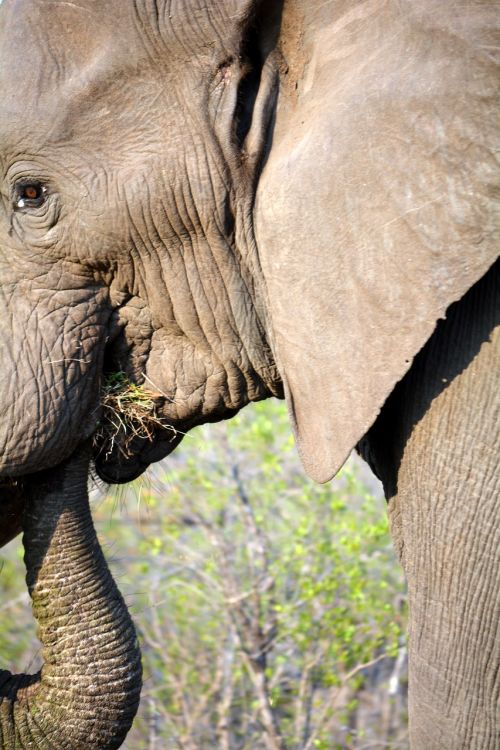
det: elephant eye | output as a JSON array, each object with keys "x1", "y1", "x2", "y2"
[{"x1": 14, "y1": 180, "x2": 47, "y2": 209}]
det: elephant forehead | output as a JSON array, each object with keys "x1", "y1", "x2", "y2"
[{"x1": 0, "y1": 0, "x2": 149, "y2": 146}]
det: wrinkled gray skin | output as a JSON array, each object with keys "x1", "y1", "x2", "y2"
[{"x1": 0, "y1": 1, "x2": 498, "y2": 748}]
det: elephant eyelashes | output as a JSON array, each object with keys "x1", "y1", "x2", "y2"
[{"x1": 15, "y1": 181, "x2": 46, "y2": 209}]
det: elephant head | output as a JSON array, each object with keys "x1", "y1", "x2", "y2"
[
  {"x1": 0, "y1": 0, "x2": 284, "y2": 493},
  {"x1": 0, "y1": 0, "x2": 498, "y2": 747}
]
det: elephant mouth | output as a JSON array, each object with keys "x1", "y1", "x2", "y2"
[
  {"x1": 93, "y1": 428, "x2": 184, "y2": 484},
  {"x1": 0, "y1": 478, "x2": 25, "y2": 547},
  {"x1": 91, "y1": 372, "x2": 184, "y2": 484}
]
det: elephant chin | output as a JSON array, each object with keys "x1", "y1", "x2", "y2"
[{"x1": 93, "y1": 430, "x2": 184, "y2": 484}]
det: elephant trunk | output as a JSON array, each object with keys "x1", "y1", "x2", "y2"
[{"x1": 0, "y1": 447, "x2": 142, "y2": 749}]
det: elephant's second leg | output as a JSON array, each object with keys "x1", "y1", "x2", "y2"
[{"x1": 373, "y1": 264, "x2": 499, "y2": 749}]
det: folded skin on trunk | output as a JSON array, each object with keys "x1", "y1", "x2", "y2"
[{"x1": 0, "y1": 447, "x2": 142, "y2": 749}]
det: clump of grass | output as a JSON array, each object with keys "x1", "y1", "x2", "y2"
[{"x1": 93, "y1": 372, "x2": 173, "y2": 460}]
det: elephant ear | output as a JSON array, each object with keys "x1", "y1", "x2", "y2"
[{"x1": 254, "y1": 0, "x2": 499, "y2": 482}]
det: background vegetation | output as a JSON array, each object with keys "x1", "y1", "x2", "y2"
[{"x1": 1, "y1": 400, "x2": 408, "y2": 749}]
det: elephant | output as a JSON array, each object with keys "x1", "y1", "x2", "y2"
[{"x1": 0, "y1": 0, "x2": 498, "y2": 748}]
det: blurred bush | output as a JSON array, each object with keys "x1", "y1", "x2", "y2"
[{"x1": 0, "y1": 400, "x2": 408, "y2": 749}]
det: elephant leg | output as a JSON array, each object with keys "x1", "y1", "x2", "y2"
[{"x1": 364, "y1": 261, "x2": 499, "y2": 749}]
